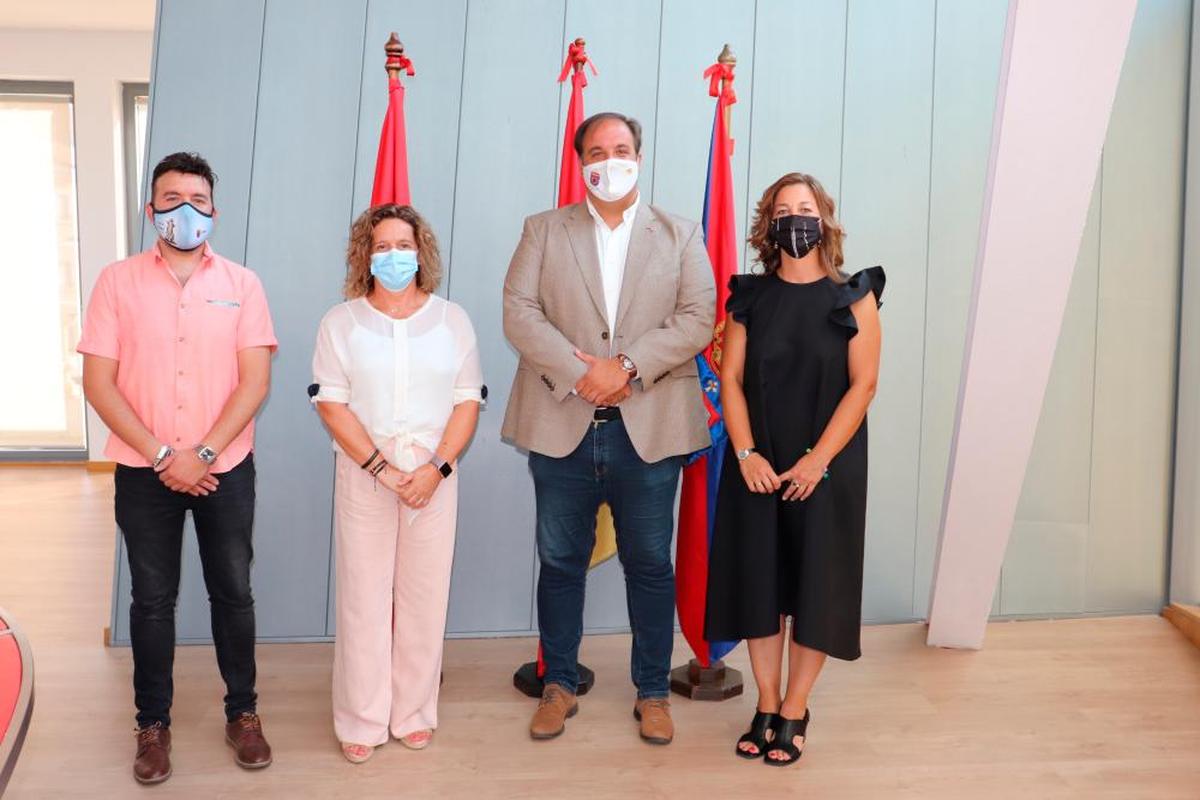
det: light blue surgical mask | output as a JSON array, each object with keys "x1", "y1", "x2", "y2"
[
  {"x1": 152, "y1": 201, "x2": 214, "y2": 251},
  {"x1": 370, "y1": 248, "x2": 419, "y2": 292}
]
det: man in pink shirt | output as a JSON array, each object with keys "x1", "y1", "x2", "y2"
[{"x1": 79, "y1": 152, "x2": 277, "y2": 785}]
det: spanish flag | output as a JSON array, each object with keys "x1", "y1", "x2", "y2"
[{"x1": 675, "y1": 52, "x2": 740, "y2": 668}]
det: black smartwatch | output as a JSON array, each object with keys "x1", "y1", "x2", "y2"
[{"x1": 431, "y1": 455, "x2": 453, "y2": 478}]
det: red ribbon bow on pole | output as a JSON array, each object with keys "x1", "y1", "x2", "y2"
[
  {"x1": 703, "y1": 61, "x2": 736, "y2": 104},
  {"x1": 558, "y1": 39, "x2": 598, "y2": 87},
  {"x1": 386, "y1": 52, "x2": 415, "y2": 78}
]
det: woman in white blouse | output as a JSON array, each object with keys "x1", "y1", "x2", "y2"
[{"x1": 311, "y1": 204, "x2": 482, "y2": 763}]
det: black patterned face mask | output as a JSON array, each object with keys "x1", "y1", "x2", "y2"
[{"x1": 769, "y1": 215, "x2": 822, "y2": 259}]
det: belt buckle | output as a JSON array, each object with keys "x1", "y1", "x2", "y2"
[{"x1": 593, "y1": 406, "x2": 619, "y2": 424}]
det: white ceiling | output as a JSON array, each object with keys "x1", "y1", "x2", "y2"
[{"x1": 0, "y1": 0, "x2": 155, "y2": 32}]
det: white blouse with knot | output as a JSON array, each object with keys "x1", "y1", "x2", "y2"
[{"x1": 311, "y1": 294, "x2": 484, "y2": 471}]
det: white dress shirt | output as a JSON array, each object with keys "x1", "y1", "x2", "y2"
[
  {"x1": 585, "y1": 194, "x2": 640, "y2": 340},
  {"x1": 311, "y1": 294, "x2": 483, "y2": 471}
]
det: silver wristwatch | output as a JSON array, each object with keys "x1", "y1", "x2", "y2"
[
  {"x1": 736, "y1": 447, "x2": 756, "y2": 462},
  {"x1": 194, "y1": 444, "x2": 218, "y2": 465},
  {"x1": 616, "y1": 352, "x2": 638, "y2": 379}
]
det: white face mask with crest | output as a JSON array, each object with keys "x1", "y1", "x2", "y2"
[{"x1": 581, "y1": 158, "x2": 638, "y2": 202}]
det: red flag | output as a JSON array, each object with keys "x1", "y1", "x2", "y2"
[
  {"x1": 371, "y1": 42, "x2": 415, "y2": 206},
  {"x1": 675, "y1": 55, "x2": 739, "y2": 668},
  {"x1": 557, "y1": 38, "x2": 597, "y2": 208}
]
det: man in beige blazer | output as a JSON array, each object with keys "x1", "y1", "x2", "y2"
[{"x1": 502, "y1": 112, "x2": 715, "y2": 745}]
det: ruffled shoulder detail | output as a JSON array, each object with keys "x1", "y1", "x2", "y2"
[
  {"x1": 725, "y1": 273, "x2": 767, "y2": 325},
  {"x1": 830, "y1": 266, "x2": 885, "y2": 338}
]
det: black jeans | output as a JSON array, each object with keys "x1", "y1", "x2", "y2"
[{"x1": 115, "y1": 454, "x2": 258, "y2": 728}]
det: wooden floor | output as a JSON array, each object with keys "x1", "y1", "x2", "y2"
[{"x1": 2, "y1": 466, "x2": 1199, "y2": 799}]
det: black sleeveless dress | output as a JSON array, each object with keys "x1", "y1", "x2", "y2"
[{"x1": 703, "y1": 266, "x2": 885, "y2": 661}]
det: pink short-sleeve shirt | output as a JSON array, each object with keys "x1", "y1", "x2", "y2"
[{"x1": 77, "y1": 243, "x2": 278, "y2": 473}]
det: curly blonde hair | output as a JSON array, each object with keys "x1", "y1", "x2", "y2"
[
  {"x1": 747, "y1": 173, "x2": 846, "y2": 282},
  {"x1": 344, "y1": 204, "x2": 443, "y2": 298}
]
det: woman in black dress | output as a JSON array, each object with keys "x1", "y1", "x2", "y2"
[{"x1": 704, "y1": 173, "x2": 883, "y2": 766}]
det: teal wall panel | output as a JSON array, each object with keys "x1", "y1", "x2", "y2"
[
  {"x1": 1087, "y1": 0, "x2": 1189, "y2": 611},
  {"x1": 443, "y1": 0, "x2": 566, "y2": 635},
  {"x1": 839, "y1": 0, "x2": 935, "y2": 622}
]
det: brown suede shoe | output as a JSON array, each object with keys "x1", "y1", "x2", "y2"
[
  {"x1": 225, "y1": 712, "x2": 273, "y2": 769},
  {"x1": 633, "y1": 697, "x2": 674, "y2": 745},
  {"x1": 529, "y1": 683, "x2": 579, "y2": 740},
  {"x1": 133, "y1": 722, "x2": 172, "y2": 784}
]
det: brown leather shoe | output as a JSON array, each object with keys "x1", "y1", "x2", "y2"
[
  {"x1": 225, "y1": 712, "x2": 273, "y2": 769},
  {"x1": 133, "y1": 722, "x2": 172, "y2": 784},
  {"x1": 530, "y1": 683, "x2": 578, "y2": 740},
  {"x1": 634, "y1": 697, "x2": 674, "y2": 745}
]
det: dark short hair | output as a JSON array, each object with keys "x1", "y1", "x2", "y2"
[
  {"x1": 151, "y1": 151, "x2": 216, "y2": 199},
  {"x1": 573, "y1": 112, "x2": 642, "y2": 157}
]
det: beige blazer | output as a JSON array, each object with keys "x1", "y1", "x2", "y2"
[{"x1": 501, "y1": 200, "x2": 716, "y2": 463}]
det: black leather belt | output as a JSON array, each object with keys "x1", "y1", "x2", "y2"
[{"x1": 593, "y1": 406, "x2": 621, "y2": 422}]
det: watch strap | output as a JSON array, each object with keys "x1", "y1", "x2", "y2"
[
  {"x1": 616, "y1": 352, "x2": 638, "y2": 379},
  {"x1": 431, "y1": 455, "x2": 453, "y2": 478},
  {"x1": 152, "y1": 444, "x2": 174, "y2": 469}
]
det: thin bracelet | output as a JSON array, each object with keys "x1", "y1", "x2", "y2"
[
  {"x1": 369, "y1": 460, "x2": 387, "y2": 477},
  {"x1": 805, "y1": 447, "x2": 831, "y2": 480},
  {"x1": 361, "y1": 448, "x2": 380, "y2": 470}
]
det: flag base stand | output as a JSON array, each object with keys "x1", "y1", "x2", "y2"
[
  {"x1": 669, "y1": 658, "x2": 743, "y2": 701},
  {"x1": 513, "y1": 662, "x2": 595, "y2": 698}
]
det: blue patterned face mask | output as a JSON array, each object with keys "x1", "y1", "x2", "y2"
[
  {"x1": 370, "y1": 248, "x2": 419, "y2": 292},
  {"x1": 152, "y1": 202, "x2": 214, "y2": 251}
]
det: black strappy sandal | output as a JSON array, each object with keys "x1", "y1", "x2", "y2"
[
  {"x1": 735, "y1": 710, "x2": 779, "y2": 759},
  {"x1": 763, "y1": 709, "x2": 810, "y2": 767}
]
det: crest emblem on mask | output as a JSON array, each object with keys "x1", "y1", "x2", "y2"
[{"x1": 589, "y1": 170, "x2": 600, "y2": 187}]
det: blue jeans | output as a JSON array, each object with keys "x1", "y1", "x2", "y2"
[
  {"x1": 114, "y1": 454, "x2": 258, "y2": 728},
  {"x1": 530, "y1": 418, "x2": 682, "y2": 699}
]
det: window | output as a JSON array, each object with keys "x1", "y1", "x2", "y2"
[
  {"x1": 0, "y1": 81, "x2": 86, "y2": 455},
  {"x1": 122, "y1": 82, "x2": 149, "y2": 256}
]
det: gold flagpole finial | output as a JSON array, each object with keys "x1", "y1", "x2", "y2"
[
  {"x1": 572, "y1": 37, "x2": 587, "y2": 73},
  {"x1": 385, "y1": 33, "x2": 407, "y2": 81},
  {"x1": 715, "y1": 45, "x2": 736, "y2": 137}
]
